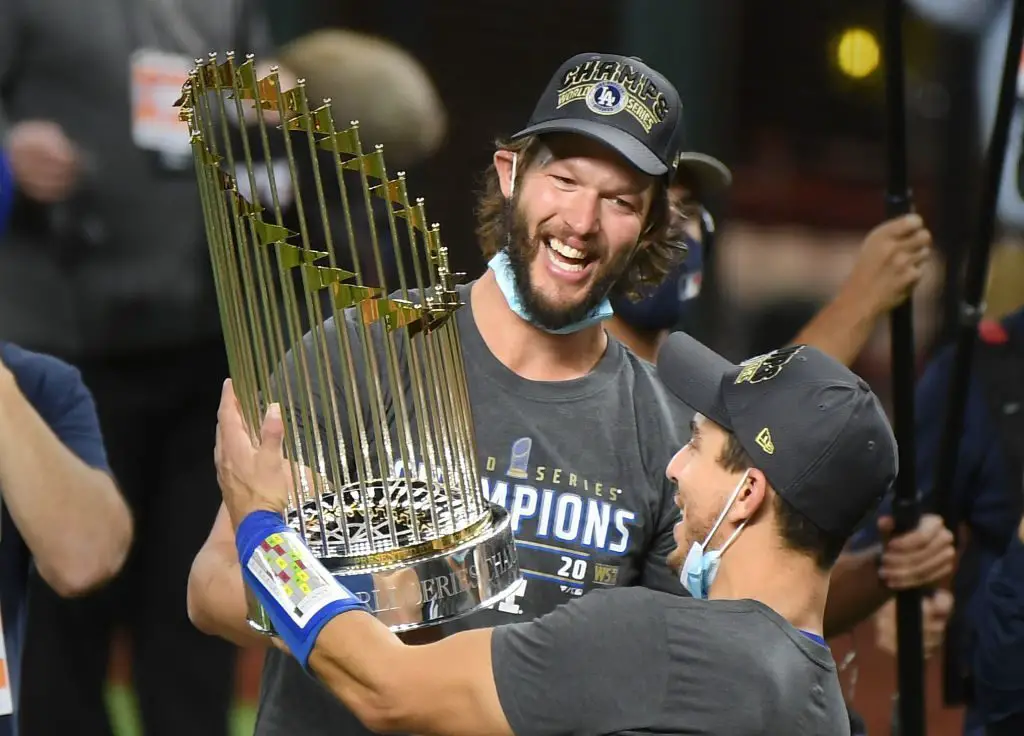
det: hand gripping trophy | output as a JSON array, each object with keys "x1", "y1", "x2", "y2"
[{"x1": 176, "y1": 53, "x2": 520, "y2": 633}]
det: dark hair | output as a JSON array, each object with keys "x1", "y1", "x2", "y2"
[
  {"x1": 473, "y1": 135, "x2": 685, "y2": 300},
  {"x1": 717, "y1": 431, "x2": 846, "y2": 571}
]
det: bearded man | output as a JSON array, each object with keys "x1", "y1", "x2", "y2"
[{"x1": 188, "y1": 51, "x2": 700, "y2": 735}]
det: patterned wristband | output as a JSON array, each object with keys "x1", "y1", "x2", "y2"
[{"x1": 236, "y1": 510, "x2": 367, "y2": 669}]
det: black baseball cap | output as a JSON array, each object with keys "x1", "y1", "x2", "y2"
[
  {"x1": 511, "y1": 53, "x2": 686, "y2": 178},
  {"x1": 656, "y1": 333, "x2": 898, "y2": 539},
  {"x1": 674, "y1": 151, "x2": 732, "y2": 200}
]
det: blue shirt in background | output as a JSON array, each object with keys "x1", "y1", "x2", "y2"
[
  {"x1": 0, "y1": 342, "x2": 110, "y2": 736},
  {"x1": 849, "y1": 308, "x2": 1024, "y2": 735}
]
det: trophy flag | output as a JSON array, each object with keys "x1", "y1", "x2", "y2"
[{"x1": 175, "y1": 52, "x2": 520, "y2": 633}]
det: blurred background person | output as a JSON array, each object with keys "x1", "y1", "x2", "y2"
[
  {"x1": 0, "y1": 1, "x2": 449, "y2": 733},
  {"x1": 0, "y1": 340, "x2": 132, "y2": 736},
  {"x1": 972, "y1": 482, "x2": 1024, "y2": 735},
  {"x1": 0, "y1": 1, "x2": 287, "y2": 733}
]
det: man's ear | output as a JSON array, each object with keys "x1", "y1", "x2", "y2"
[
  {"x1": 494, "y1": 149, "x2": 516, "y2": 199},
  {"x1": 731, "y1": 468, "x2": 769, "y2": 525}
]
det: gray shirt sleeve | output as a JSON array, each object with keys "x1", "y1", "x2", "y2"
[{"x1": 491, "y1": 587, "x2": 668, "y2": 736}]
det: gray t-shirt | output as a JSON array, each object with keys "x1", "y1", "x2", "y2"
[
  {"x1": 253, "y1": 281, "x2": 692, "y2": 734},
  {"x1": 493, "y1": 588, "x2": 849, "y2": 736}
]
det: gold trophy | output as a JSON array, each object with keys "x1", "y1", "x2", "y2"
[{"x1": 176, "y1": 52, "x2": 520, "y2": 633}]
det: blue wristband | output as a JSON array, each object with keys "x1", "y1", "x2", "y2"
[{"x1": 236, "y1": 510, "x2": 368, "y2": 669}]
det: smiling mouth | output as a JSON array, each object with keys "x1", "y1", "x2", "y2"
[{"x1": 545, "y1": 237, "x2": 595, "y2": 273}]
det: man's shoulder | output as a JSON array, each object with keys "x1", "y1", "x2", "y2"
[
  {"x1": 0, "y1": 342, "x2": 85, "y2": 410},
  {"x1": 620, "y1": 343, "x2": 692, "y2": 417}
]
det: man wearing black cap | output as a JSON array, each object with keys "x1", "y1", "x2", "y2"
[
  {"x1": 213, "y1": 336, "x2": 895, "y2": 735},
  {"x1": 188, "y1": 51, "x2": 704, "y2": 734}
]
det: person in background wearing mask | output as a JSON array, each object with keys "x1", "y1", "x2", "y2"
[
  {"x1": 608, "y1": 153, "x2": 938, "y2": 371},
  {"x1": 0, "y1": 341, "x2": 133, "y2": 736},
  {"x1": 211, "y1": 336, "x2": 897, "y2": 735}
]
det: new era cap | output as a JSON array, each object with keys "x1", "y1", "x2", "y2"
[
  {"x1": 511, "y1": 53, "x2": 686, "y2": 177},
  {"x1": 656, "y1": 333, "x2": 898, "y2": 539}
]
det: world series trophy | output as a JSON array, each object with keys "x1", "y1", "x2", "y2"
[{"x1": 175, "y1": 52, "x2": 520, "y2": 633}]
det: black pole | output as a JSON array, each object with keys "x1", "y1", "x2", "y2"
[
  {"x1": 932, "y1": 3, "x2": 1024, "y2": 710},
  {"x1": 884, "y1": 3, "x2": 926, "y2": 736},
  {"x1": 931, "y1": 0, "x2": 1024, "y2": 530}
]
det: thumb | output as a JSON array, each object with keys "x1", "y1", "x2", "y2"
[
  {"x1": 257, "y1": 403, "x2": 285, "y2": 461},
  {"x1": 877, "y1": 515, "x2": 895, "y2": 539}
]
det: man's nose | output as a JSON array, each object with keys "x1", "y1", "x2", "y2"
[{"x1": 562, "y1": 190, "x2": 600, "y2": 238}]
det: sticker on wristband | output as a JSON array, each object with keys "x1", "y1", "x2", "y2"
[{"x1": 246, "y1": 530, "x2": 351, "y2": 626}]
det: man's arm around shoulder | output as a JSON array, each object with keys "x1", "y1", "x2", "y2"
[{"x1": 0, "y1": 352, "x2": 131, "y2": 596}]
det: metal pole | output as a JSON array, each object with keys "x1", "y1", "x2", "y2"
[
  {"x1": 884, "y1": 2, "x2": 926, "y2": 734},
  {"x1": 931, "y1": 0, "x2": 1024, "y2": 531}
]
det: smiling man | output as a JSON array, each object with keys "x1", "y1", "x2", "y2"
[
  {"x1": 189, "y1": 52, "x2": 711, "y2": 735},
  {"x1": 214, "y1": 331, "x2": 897, "y2": 735}
]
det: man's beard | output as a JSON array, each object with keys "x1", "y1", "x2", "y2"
[
  {"x1": 502, "y1": 197, "x2": 635, "y2": 331},
  {"x1": 666, "y1": 508, "x2": 713, "y2": 577}
]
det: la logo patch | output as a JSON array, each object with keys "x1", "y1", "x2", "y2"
[{"x1": 586, "y1": 82, "x2": 626, "y2": 116}]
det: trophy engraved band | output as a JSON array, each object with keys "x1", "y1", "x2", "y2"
[{"x1": 176, "y1": 52, "x2": 521, "y2": 633}]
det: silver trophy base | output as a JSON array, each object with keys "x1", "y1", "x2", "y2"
[{"x1": 245, "y1": 502, "x2": 520, "y2": 634}]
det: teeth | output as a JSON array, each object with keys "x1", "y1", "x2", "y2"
[
  {"x1": 546, "y1": 246, "x2": 584, "y2": 272},
  {"x1": 548, "y1": 238, "x2": 586, "y2": 260}
]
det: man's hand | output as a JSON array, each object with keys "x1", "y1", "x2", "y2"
[
  {"x1": 873, "y1": 589, "x2": 954, "y2": 659},
  {"x1": 877, "y1": 513, "x2": 956, "y2": 590},
  {"x1": 6, "y1": 120, "x2": 81, "y2": 203},
  {"x1": 844, "y1": 214, "x2": 933, "y2": 314},
  {"x1": 214, "y1": 379, "x2": 291, "y2": 528}
]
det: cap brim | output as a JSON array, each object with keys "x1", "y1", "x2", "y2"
[
  {"x1": 656, "y1": 331, "x2": 735, "y2": 430},
  {"x1": 511, "y1": 119, "x2": 668, "y2": 176},
  {"x1": 675, "y1": 152, "x2": 732, "y2": 199}
]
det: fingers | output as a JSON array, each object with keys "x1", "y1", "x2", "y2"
[
  {"x1": 922, "y1": 590, "x2": 955, "y2": 659},
  {"x1": 880, "y1": 518, "x2": 956, "y2": 590},
  {"x1": 254, "y1": 403, "x2": 287, "y2": 480},
  {"x1": 930, "y1": 588, "x2": 955, "y2": 617},
  {"x1": 880, "y1": 543, "x2": 956, "y2": 589},
  {"x1": 885, "y1": 515, "x2": 950, "y2": 553},
  {"x1": 876, "y1": 515, "x2": 895, "y2": 540},
  {"x1": 874, "y1": 213, "x2": 923, "y2": 239}
]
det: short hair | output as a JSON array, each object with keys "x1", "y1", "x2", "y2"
[
  {"x1": 717, "y1": 431, "x2": 846, "y2": 571},
  {"x1": 473, "y1": 134, "x2": 685, "y2": 300}
]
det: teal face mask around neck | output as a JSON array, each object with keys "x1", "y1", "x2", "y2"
[{"x1": 487, "y1": 248, "x2": 614, "y2": 334}]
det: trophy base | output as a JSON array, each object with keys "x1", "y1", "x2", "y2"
[{"x1": 245, "y1": 502, "x2": 520, "y2": 634}]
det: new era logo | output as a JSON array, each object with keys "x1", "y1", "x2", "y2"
[{"x1": 755, "y1": 428, "x2": 775, "y2": 454}]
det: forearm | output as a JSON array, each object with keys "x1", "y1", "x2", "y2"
[
  {"x1": 188, "y1": 504, "x2": 271, "y2": 648},
  {"x1": 0, "y1": 373, "x2": 131, "y2": 596},
  {"x1": 307, "y1": 612, "x2": 414, "y2": 733},
  {"x1": 824, "y1": 544, "x2": 890, "y2": 638},
  {"x1": 187, "y1": 544, "x2": 270, "y2": 648},
  {"x1": 792, "y1": 289, "x2": 880, "y2": 367}
]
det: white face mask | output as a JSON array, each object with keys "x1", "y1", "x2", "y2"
[{"x1": 679, "y1": 469, "x2": 751, "y2": 599}]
